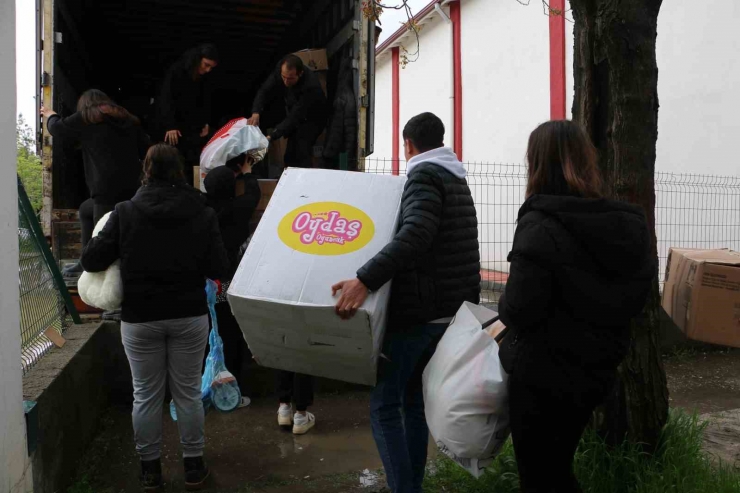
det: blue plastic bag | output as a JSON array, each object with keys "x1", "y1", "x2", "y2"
[{"x1": 171, "y1": 279, "x2": 242, "y2": 421}]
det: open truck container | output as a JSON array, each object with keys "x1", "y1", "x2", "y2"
[{"x1": 37, "y1": 0, "x2": 376, "y2": 256}]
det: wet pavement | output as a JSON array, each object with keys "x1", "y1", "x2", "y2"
[
  {"x1": 77, "y1": 391, "x2": 391, "y2": 492},
  {"x1": 664, "y1": 347, "x2": 740, "y2": 414},
  {"x1": 72, "y1": 348, "x2": 740, "y2": 492}
]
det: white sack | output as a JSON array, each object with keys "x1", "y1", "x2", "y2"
[
  {"x1": 199, "y1": 118, "x2": 269, "y2": 192},
  {"x1": 78, "y1": 212, "x2": 123, "y2": 311},
  {"x1": 422, "y1": 302, "x2": 510, "y2": 478}
]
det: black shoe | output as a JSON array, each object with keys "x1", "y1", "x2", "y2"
[
  {"x1": 140, "y1": 459, "x2": 163, "y2": 492},
  {"x1": 184, "y1": 456, "x2": 210, "y2": 491}
]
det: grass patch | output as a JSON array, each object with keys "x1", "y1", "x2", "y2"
[
  {"x1": 423, "y1": 411, "x2": 740, "y2": 493},
  {"x1": 663, "y1": 344, "x2": 736, "y2": 363}
]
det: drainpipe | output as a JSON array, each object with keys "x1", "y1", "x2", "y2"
[
  {"x1": 549, "y1": 0, "x2": 566, "y2": 119},
  {"x1": 449, "y1": 1, "x2": 463, "y2": 160},
  {"x1": 391, "y1": 47, "x2": 400, "y2": 175}
]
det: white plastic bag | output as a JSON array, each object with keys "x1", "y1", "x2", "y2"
[
  {"x1": 78, "y1": 212, "x2": 123, "y2": 311},
  {"x1": 199, "y1": 118, "x2": 269, "y2": 192},
  {"x1": 422, "y1": 301, "x2": 510, "y2": 478}
]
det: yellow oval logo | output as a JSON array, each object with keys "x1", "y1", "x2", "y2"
[{"x1": 278, "y1": 202, "x2": 375, "y2": 256}]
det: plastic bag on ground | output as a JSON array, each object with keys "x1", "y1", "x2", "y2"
[
  {"x1": 198, "y1": 118, "x2": 269, "y2": 192},
  {"x1": 171, "y1": 279, "x2": 242, "y2": 421},
  {"x1": 78, "y1": 212, "x2": 123, "y2": 311},
  {"x1": 422, "y1": 301, "x2": 510, "y2": 478}
]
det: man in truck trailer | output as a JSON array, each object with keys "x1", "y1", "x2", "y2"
[
  {"x1": 155, "y1": 44, "x2": 219, "y2": 186},
  {"x1": 247, "y1": 54, "x2": 328, "y2": 169}
]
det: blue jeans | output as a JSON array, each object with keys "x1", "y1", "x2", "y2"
[{"x1": 370, "y1": 323, "x2": 448, "y2": 493}]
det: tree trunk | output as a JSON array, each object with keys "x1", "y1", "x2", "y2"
[{"x1": 570, "y1": 0, "x2": 669, "y2": 449}]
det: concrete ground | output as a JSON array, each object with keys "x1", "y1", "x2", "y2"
[{"x1": 69, "y1": 347, "x2": 740, "y2": 492}]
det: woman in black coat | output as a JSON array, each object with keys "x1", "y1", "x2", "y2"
[
  {"x1": 497, "y1": 120, "x2": 654, "y2": 492},
  {"x1": 41, "y1": 89, "x2": 150, "y2": 277}
]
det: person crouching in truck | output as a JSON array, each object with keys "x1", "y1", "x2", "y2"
[
  {"x1": 41, "y1": 89, "x2": 150, "y2": 281},
  {"x1": 332, "y1": 112, "x2": 481, "y2": 493},
  {"x1": 203, "y1": 157, "x2": 262, "y2": 409},
  {"x1": 247, "y1": 54, "x2": 327, "y2": 168},
  {"x1": 81, "y1": 144, "x2": 230, "y2": 491},
  {"x1": 155, "y1": 43, "x2": 218, "y2": 186}
]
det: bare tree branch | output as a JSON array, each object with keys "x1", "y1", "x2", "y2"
[{"x1": 362, "y1": 0, "x2": 421, "y2": 67}]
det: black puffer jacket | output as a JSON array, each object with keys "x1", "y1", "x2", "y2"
[
  {"x1": 498, "y1": 194, "x2": 654, "y2": 382},
  {"x1": 357, "y1": 149, "x2": 480, "y2": 327},
  {"x1": 81, "y1": 181, "x2": 230, "y2": 323}
]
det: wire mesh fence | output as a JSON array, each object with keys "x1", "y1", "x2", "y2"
[
  {"x1": 655, "y1": 173, "x2": 740, "y2": 283},
  {"x1": 363, "y1": 158, "x2": 740, "y2": 301},
  {"x1": 17, "y1": 176, "x2": 80, "y2": 374}
]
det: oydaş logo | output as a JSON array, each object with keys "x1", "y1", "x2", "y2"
[
  {"x1": 292, "y1": 210, "x2": 363, "y2": 246},
  {"x1": 278, "y1": 202, "x2": 375, "y2": 256}
]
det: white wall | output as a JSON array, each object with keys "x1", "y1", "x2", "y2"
[
  {"x1": 461, "y1": 0, "x2": 552, "y2": 164},
  {"x1": 656, "y1": 1, "x2": 740, "y2": 175},
  {"x1": 1, "y1": 0, "x2": 32, "y2": 491},
  {"x1": 370, "y1": 53, "x2": 394, "y2": 172},
  {"x1": 399, "y1": 6, "x2": 454, "y2": 153}
]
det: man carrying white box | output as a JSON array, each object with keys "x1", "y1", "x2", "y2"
[{"x1": 332, "y1": 113, "x2": 481, "y2": 493}]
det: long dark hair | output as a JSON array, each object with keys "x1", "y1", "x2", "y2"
[
  {"x1": 77, "y1": 89, "x2": 140, "y2": 126},
  {"x1": 142, "y1": 144, "x2": 185, "y2": 185},
  {"x1": 175, "y1": 44, "x2": 219, "y2": 79},
  {"x1": 525, "y1": 120, "x2": 603, "y2": 199}
]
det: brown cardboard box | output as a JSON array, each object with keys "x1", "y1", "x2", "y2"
[
  {"x1": 661, "y1": 248, "x2": 740, "y2": 347},
  {"x1": 293, "y1": 49, "x2": 328, "y2": 71},
  {"x1": 194, "y1": 166, "x2": 201, "y2": 190},
  {"x1": 256, "y1": 179, "x2": 277, "y2": 210},
  {"x1": 248, "y1": 179, "x2": 278, "y2": 232},
  {"x1": 293, "y1": 49, "x2": 328, "y2": 96}
]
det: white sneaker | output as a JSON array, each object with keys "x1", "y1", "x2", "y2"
[
  {"x1": 278, "y1": 404, "x2": 293, "y2": 428},
  {"x1": 292, "y1": 412, "x2": 315, "y2": 435},
  {"x1": 238, "y1": 396, "x2": 251, "y2": 409}
]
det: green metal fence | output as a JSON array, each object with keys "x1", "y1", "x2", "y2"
[{"x1": 18, "y1": 176, "x2": 80, "y2": 374}]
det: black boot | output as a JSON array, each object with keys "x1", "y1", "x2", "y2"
[
  {"x1": 140, "y1": 459, "x2": 163, "y2": 492},
  {"x1": 184, "y1": 456, "x2": 210, "y2": 491}
]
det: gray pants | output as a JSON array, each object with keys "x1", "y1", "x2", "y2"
[{"x1": 121, "y1": 315, "x2": 209, "y2": 461}]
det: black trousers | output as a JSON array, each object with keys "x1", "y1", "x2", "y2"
[
  {"x1": 283, "y1": 121, "x2": 324, "y2": 169},
  {"x1": 277, "y1": 372, "x2": 314, "y2": 412},
  {"x1": 508, "y1": 347, "x2": 615, "y2": 493},
  {"x1": 214, "y1": 302, "x2": 250, "y2": 392},
  {"x1": 79, "y1": 198, "x2": 120, "y2": 251},
  {"x1": 203, "y1": 302, "x2": 252, "y2": 395}
]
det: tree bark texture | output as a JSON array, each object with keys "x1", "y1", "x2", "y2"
[{"x1": 569, "y1": 0, "x2": 669, "y2": 449}]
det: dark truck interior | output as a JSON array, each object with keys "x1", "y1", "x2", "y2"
[{"x1": 51, "y1": 0, "x2": 367, "y2": 209}]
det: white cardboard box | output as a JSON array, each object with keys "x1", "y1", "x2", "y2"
[{"x1": 228, "y1": 168, "x2": 406, "y2": 386}]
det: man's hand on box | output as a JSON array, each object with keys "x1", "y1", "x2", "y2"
[{"x1": 332, "y1": 278, "x2": 369, "y2": 320}]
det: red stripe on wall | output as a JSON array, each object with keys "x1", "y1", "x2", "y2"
[
  {"x1": 549, "y1": 0, "x2": 566, "y2": 120},
  {"x1": 391, "y1": 47, "x2": 400, "y2": 175},
  {"x1": 450, "y1": 1, "x2": 463, "y2": 160}
]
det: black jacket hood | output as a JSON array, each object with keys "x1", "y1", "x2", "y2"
[
  {"x1": 131, "y1": 181, "x2": 207, "y2": 222},
  {"x1": 520, "y1": 194, "x2": 653, "y2": 278}
]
